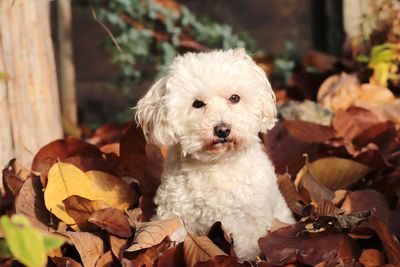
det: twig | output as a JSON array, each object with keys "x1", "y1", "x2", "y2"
[{"x1": 88, "y1": 1, "x2": 135, "y2": 65}]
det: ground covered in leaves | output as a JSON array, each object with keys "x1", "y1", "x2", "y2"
[{"x1": 1, "y1": 73, "x2": 400, "y2": 267}]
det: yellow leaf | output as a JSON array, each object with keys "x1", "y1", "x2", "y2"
[
  {"x1": 44, "y1": 162, "x2": 137, "y2": 225},
  {"x1": 85, "y1": 170, "x2": 136, "y2": 210},
  {"x1": 295, "y1": 157, "x2": 370, "y2": 191}
]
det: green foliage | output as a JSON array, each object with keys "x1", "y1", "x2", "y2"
[
  {"x1": 357, "y1": 43, "x2": 400, "y2": 87},
  {"x1": 272, "y1": 42, "x2": 299, "y2": 88},
  {"x1": 87, "y1": 0, "x2": 257, "y2": 98},
  {"x1": 0, "y1": 215, "x2": 65, "y2": 267}
]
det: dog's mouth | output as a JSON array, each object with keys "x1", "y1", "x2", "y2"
[
  {"x1": 202, "y1": 137, "x2": 239, "y2": 154},
  {"x1": 212, "y1": 137, "x2": 233, "y2": 145}
]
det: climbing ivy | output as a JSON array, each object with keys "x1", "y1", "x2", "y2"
[{"x1": 88, "y1": 0, "x2": 257, "y2": 97}]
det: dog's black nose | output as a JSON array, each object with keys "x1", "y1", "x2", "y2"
[{"x1": 214, "y1": 123, "x2": 231, "y2": 138}]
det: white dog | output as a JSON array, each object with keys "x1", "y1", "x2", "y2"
[{"x1": 136, "y1": 48, "x2": 294, "y2": 260}]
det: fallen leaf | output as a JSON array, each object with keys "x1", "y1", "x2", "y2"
[
  {"x1": 85, "y1": 170, "x2": 138, "y2": 210},
  {"x1": 270, "y1": 219, "x2": 291, "y2": 232},
  {"x1": 309, "y1": 200, "x2": 344, "y2": 218},
  {"x1": 317, "y1": 73, "x2": 396, "y2": 112},
  {"x1": 332, "y1": 107, "x2": 382, "y2": 141},
  {"x1": 100, "y1": 143, "x2": 120, "y2": 156},
  {"x1": 184, "y1": 234, "x2": 228, "y2": 267},
  {"x1": 126, "y1": 239, "x2": 170, "y2": 266},
  {"x1": 109, "y1": 234, "x2": 129, "y2": 260},
  {"x1": 62, "y1": 231, "x2": 104, "y2": 267},
  {"x1": 295, "y1": 157, "x2": 335, "y2": 202},
  {"x1": 95, "y1": 250, "x2": 114, "y2": 267},
  {"x1": 51, "y1": 257, "x2": 82, "y2": 267},
  {"x1": 207, "y1": 222, "x2": 234, "y2": 256},
  {"x1": 368, "y1": 216, "x2": 400, "y2": 265},
  {"x1": 119, "y1": 125, "x2": 147, "y2": 185},
  {"x1": 44, "y1": 162, "x2": 137, "y2": 225},
  {"x1": 194, "y1": 255, "x2": 251, "y2": 267},
  {"x1": 359, "y1": 249, "x2": 385, "y2": 267},
  {"x1": 157, "y1": 242, "x2": 185, "y2": 267},
  {"x1": 63, "y1": 195, "x2": 109, "y2": 231},
  {"x1": 31, "y1": 137, "x2": 103, "y2": 186},
  {"x1": 305, "y1": 210, "x2": 370, "y2": 233},
  {"x1": 125, "y1": 216, "x2": 182, "y2": 252},
  {"x1": 296, "y1": 157, "x2": 370, "y2": 191},
  {"x1": 258, "y1": 223, "x2": 357, "y2": 266},
  {"x1": 277, "y1": 173, "x2": 304, "y2": 215},
  {"x1": 15, "y1": 176, "x2": 51, "y2": 230},
  {"x1": 264, "y1": 120, "x2": 336, "y2": 175},
  {"x1": 88, "y1": 208, "x2": 132, "y2": 238},
  {"x1": 88, "y1": 123, "x2": 131, "y2": 147},
  {"x1": 2, "y1": 159, "x2": 28, "y2": 197},
  {"x1": 120, "y1": 124, "x2": 168, "y2": 199},
  {"x1": 341, "y1": 190, "x2": 390, "y2": 224}
]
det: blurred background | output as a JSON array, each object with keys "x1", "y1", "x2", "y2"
[{"x1": 1, "y1": 0, "x2": 399, "y2": 167}]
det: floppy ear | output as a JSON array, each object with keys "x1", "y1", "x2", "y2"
[
  {"x1": 135, "y1": 76, "x2": 176, "y2": 147},
  {"x1": 259, "y1": 76, "x2": 278, "y2": 133}
]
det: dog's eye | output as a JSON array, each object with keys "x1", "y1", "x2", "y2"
[
  {"x1": 229, "y1": 94, "x2": 240, "y2": 104},
  {"x1": 192, "y1": 100, "x2": 206, "y2": 108}
]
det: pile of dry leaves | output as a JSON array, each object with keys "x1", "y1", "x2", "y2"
[{"x1": 1, "y1": 73, "x2": 400, "y2": 266}]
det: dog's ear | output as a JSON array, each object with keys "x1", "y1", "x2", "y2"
[
  {"x1": 259, "y1": 77, "x2": 278, "y2": 133},
  {"x1": 135, "y1": 76, "x2": 176, "y2": 147}
]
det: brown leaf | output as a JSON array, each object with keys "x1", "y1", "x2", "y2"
[
  {"x1": 109, "y1": 234, "x2": 129, "y2": 260},
  {"x1": 31, "y1": 137, "x2": 104, "y2": 186},
  {"x1": 119, "y1": 124, "x2": 147, "y2": 186},
  {"x1": 63, "y1": 156, "x2": 113, "y2": 174},
  {"x1": 333, "y1": 107, "x2": 382, "y2": 141},
  {"x1": 95, "y1": 250, "x2": 114, "y2": 267},
  {"x1": 305, "y1": 210, "x2": 370, "y2": 233},
  {"x1": 207, "y1": 222, "x2": 234, "y2": 256},
  {"x1": 300, "y1": 233, "x2": 356, "y2": 266},
  {"x1": 126, "y1": 239, "x2": 170, "y2": 267},
  {"x1": 258, "y1": 223, "x2": 357, "y2": 266},
  {"x1": 352, "y1": 122, "x2": 398, "y2": 152},
  {"x1": 264, "y1": 120, "x2": 336, "y2": 176},
  {"x1": 2, "y1": 159, "x2": 29, "y2": 197},
  {"x1": 296, "y1": 157, "x2": 370, "y2": 191},
  {"x1": 157, "y1": 242, "x2": 185, "y2": 267},
  {"x1": 295, "y1": 159, "x2": 335, "y2": 202},
  {"x1": 194, "y1": 255, "x2": 251, "y2": 267},
  {"x1": 277, "y1": 173, "x2": 304, "y2": 215},
  {"x1": 341, "y1": 190, "x2": 390, "y2": 224},
  {"x1": 51, "y1": 257, "x2": 82, "y2": 267},
  {"x1": 359, "y1": 249, "x2": 385, "y2": 267},
  {"x1": 368, "y1": 216, "x2": 400, "y2": 265},
  {"x1": 63, "y1": 195, "x2": 109, "y2": 231},
  {"x1": 310, "y1": 200, "x2": 344, "y2": 218},
  {"x1": 15, "y1": 176, "x2": 51, "y2": 230},
  {"x1": 88, "y1": 123, "x2": 131, "y2": 147},
  {"x1": 184, "y1": 234, "x2": 228, "y2": 267},
  {"x1": 138, "y1": 194, "x2": 157, "y2": 222},
  {"x1": 88, "y1": 208, "x2": 132, "y2": 238},
  {"x1": 100, "y1": 143, "x2": 120, "y2": 156},
  {"x1": 62, "y1": 231, "x2": 104, "y2": 267},
  {"x1": 270, "y1": 219, "x2": 291, "y2": 232},
  {"x1": 125, "y1": 216, "x2": 182, "y2": 252}
]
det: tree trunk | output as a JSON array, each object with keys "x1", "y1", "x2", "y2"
[
  {"x1": 57, "y1": 0, "x2": 77, "y2": 126},
  {"x1": 0, "y1": 0, "x2": 63, "y2": 168}
]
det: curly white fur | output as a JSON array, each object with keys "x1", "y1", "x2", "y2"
[{"x1": 136, "y1": 49, "x2": 294, "y2": 261}]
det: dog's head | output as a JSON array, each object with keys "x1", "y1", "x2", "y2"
[{"x1": 136, "y1": 48, "x2": 276, "y2": 160}]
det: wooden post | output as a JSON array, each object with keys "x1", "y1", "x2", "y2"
[
  {"x1": 0, "y1": 0, "x2": 63, "y2": 168},
  {"x1": 57, "y1": 0, "x2": 78, "y2": 126}
]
